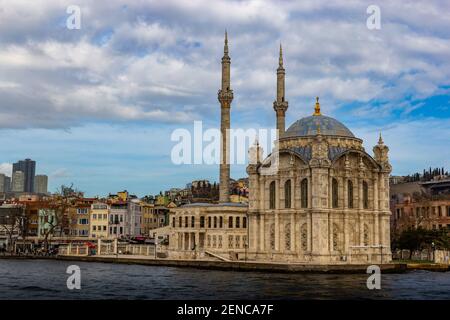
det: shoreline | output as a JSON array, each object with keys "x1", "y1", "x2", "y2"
[{"x1": 3, "y1": 254, "x2": 449, "y2": 273}]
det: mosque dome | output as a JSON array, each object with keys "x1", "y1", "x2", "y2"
[
  {"x1": 284, "y1": 114, "x2": 355, "y2": 138},
  {"x1": 283, "y1": 97, "x2": 355, "y2": 139}
]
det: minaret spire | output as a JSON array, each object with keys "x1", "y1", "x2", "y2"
[
  {"x1": 224, "y1": 30, "x2": 228, "y2": 56},
  {"x1": 279, "y1": 43, "x2": 283, "y2": 67},
  {"x1": 273, "y1": 43, "x2": 288, "y2": 136},
  {"x1": 218, "y1": 31, "x2": 233, "y2": 203}
]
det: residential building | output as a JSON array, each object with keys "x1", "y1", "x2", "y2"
[
  {"x1": 109, "y1": 202, "x2": 127, "y2": 239},
  {"x1": 68, "y1": 198, "x2": 94, "y2": 238},
  {"x1": 391, "y1": 177, "x2": 450, "y2": 235},
  {"x1": 13, "y1": 159, "x2": 36, "y2": 193},
  {"x1": 90, "y1": 202, "x2": 109, "y2": 238},
  {"x1": 128, "y1": 199, "x2": 142, "y2": 236},
  {"x1": 142, "y1": 203, "x2": 170, "y2": 236},
  {"x1": 38, "y1": 208, "x2": 57, "y2": 238}
]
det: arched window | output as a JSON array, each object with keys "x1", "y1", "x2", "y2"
[
  {"x1": 243, "y1": 217, "x2": 247, "y2": 228},
  {"x1": 332, "y1": 178, "x2": 339, "y2": 208},
  {"x1": 184, "y1": 216, "x2": 188, "y2": 228},
  {"x1": 269, "y1": 181, "x2": 276, "y2": 209},
  {"x1": 172, "y1": 217, "x2": 175, "y2": 228},
  {"x1": 301, "y1": 178, "x2": 308, "y2": 208},
  {"x1": 363, "y1": 181, "x2": 369, "y2": 209},
  {"x1": 200, "y1": 216, "x2": 205, "y2": 228},
  {"x1": 228, "y1": 216, "x2": 233, "y2": 228},
  {"x1": 213, "y1": 216, "x2": 217, "y2": 228},
  {"x1": 348, "y1": 180, "x2": 354, "y2": 208},
  {"x1": 179, "y1": 216, "x2": 182, "y2": 228},
  {"x1": 236, "y1": 217, "x2": 240, "y2": 228},
  {"x1": 284, "y1": 180, "x2": 291, "y2": 209},
  {"x1": 191, "y1": 216, "x2": 195, "y2": 228},
  {"x1": 208, "y1": 216, "x2": 211, "y2": 228},
  {"x1": 219, "y1": 216, "x2": 223, "y2": 228}
]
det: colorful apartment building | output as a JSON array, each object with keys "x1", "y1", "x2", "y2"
[{"x1": 90, "y1": 202, "x2": 109, "y2": 238}]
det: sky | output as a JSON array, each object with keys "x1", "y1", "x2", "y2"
[{"x1": 0, "y1": 0, "x2": 449, "y2": 197}]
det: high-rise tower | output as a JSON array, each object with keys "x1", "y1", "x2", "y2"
[
  {"x1": 218, "y1": 31, "x2": 233, "y2": 203},
  {"x1": 12, "y1": 158, "x2": 36, "y2": 193},
  {"x1": 273, "y1": 44, "x2": 288, "y2": 136}
]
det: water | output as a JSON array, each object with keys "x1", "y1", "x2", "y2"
[{"x1": 0, "y1": 259, "x2": 449, "y2": 299}]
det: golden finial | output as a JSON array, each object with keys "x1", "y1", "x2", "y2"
[
  {"x1": 378, "y1": 132, "x2": 384, "y2": 144},
  {"x1": 313, "y1": 96, "x2": 321, "y2": 116}
]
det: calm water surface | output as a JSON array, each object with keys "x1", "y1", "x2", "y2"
[{"x1": 0, "y1": 259, "x2": 449, "y2": 299}]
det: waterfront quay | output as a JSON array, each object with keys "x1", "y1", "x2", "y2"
[{"x1": 2, "y1": 253, "x2": 446, "y2": 274}]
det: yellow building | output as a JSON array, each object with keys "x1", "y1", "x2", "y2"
[
  {"x1": 141, "y1": 202, "x2": 155, "y2": 236},
  {"x1": 90, "y1": 202, "x2": 109, "y2": 239},
  {"x1": 117, "y1": 191, "x2": 129, "y2": 202}
]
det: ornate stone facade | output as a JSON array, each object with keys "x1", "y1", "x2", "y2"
[{"x1": 246, "y1": 99, "x2": 392, "y2": 264}]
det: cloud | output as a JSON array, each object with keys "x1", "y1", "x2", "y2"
[
  {"x1": 0, "y1": 0, "x2": 449, "y2": 130},
  {"x1": 0, "y1": 163, "x2": 12, "y2": 176}
]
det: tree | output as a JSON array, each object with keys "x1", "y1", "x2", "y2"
[
  {"x1": 0, "y1": 206, "x2": 25, "y2": 254},
  {"x1": 41, "y1": 185, "x2": 77, "y2": 250},
  {"x1": 395, "y1": 227, "x2": 450, "y2": 260}
]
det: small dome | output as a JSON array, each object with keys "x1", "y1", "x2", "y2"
[{"x1": 284, "y1": 115, "x2": 355, "y2": 138}]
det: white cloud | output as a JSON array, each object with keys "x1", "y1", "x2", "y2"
[
  {"x1": 0, "y1": 163, "x2": 12, "y2": 176},
  {"x1": 0, "y1": 0, "x2": 449, "y2": 129}
]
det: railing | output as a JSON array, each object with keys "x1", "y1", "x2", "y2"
[
  {"x1": 58, "y1": 243, "x2": 163, "y2": 257},
  {"x1": 59, "y1": 245, "x2": 89, "y2": 256}
]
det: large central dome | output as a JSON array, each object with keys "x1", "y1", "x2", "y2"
[{"x1": 284, "y1": 115, "x2": 355, "y2": 138}]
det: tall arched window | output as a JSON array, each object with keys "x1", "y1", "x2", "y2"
[
  {"x1": 179, "y1": 216, "x2": 182, "y2": 228},
  {"x1": 213, "y1": 216, "x2": 217, "y2": 228},
  {"x1": 332, "y1": 178, "x2": 339, "y2": 208},
  {"x1": 172, "y1": 217, "x2": 175, "y2": 228},
  {"x1": 301, "y1": 178, "x2": 308, "y2": 208},
  {"x1": 363, "y1": 181, "x2": 369, "y2": 209},
  {"x1": 200, "y1": 216, "x2": 205, "y2": 228},
  {"x1": 219, "y1": 216, "x2": 223, "y2": 228},
  {"x1": 228, "y1": 216, "x2": 233, "y2": 228},
  {"x1": 269, "y1": 181, "x2": 276, "y2": 209},
  {"x1": 348, "y1": 180, "x2": 354, "y2": 208},
  {"x1": 284, "y1": 180, "x2": 291, "y2": 209},
  {"x1": 242, "y1": 217, "x2": 247, "y2": 228},
  {"x1": 191, "y1": 216, "x2": 195, "y2": 228}
]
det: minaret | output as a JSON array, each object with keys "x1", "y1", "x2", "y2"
[
  {"x1": 218, "y1": 31, "x2": 233, "y2": 203},
  {"x1": 273, "y1": 44, "x2": 288, "y2": 136}
]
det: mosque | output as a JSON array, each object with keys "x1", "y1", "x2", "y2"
[{"x1": 168, "y1": 33, "x2": 392, "y2": 264}]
